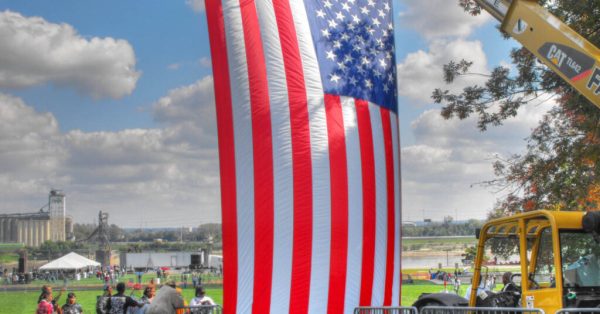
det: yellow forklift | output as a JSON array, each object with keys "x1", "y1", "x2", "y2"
[
  {"x1": 414, "y1": 210, "x2": 600, "y2": 313},
  {"x1": 412, "y1": 2, "x2": 600, "y2": 310}
]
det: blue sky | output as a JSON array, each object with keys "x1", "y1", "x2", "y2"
[{"x1": 0, "y1": 0, "x2": 551, "y2": 227}]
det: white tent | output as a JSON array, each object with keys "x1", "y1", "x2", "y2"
[{"x1": 39, "y1": 252, "x2": 101, "y2": 270}]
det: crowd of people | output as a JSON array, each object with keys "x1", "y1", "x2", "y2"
[
  {"x1": 1, "y1": 267, "x2": 105, "y2": 285},
  {"x1": 36, "y1": 281, "x2": 217, "y2": 314}
]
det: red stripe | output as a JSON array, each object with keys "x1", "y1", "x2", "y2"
[
  {"x1": 239, "y1": 1, "x2": 274, "y2": 313},
  {"x1": 271, "y1": 1, "x2": 314, "y2": 313},
  {"x1": 206, "y1": 2, "x2": 237, "y2": 313},
  {"x1": 380, "y1": 108, "x2": 395, "y2": 305},
  {"x1": 356, "y1": 99, "x2": 376, "y2": 306},
  {"x1": 394, "y1": 115, "x2": 402, "y2": 304},
  {"x1": 325, "y1": 95, "x2": 349, "y2": 314},
  {"x1": 572, "y1": 68, "x2": 592, "y2": 82}
]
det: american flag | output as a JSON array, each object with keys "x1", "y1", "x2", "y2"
[{"x1": 206, "y1": 0, "x2": 401, "y2": 313}]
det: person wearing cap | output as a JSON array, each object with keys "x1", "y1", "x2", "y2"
[
  {"x1": 189, "y1": 286, "x2": 215, "y2": 307},
  {"x1": 189, "y1": 286, "x2": 215, "y2": 314},
  {"x1": 145, "y1": 281, "x2": 184, "y2": 314},
  {"x1": 62, "y1": 292, "x2": 83, "y2": 314}
]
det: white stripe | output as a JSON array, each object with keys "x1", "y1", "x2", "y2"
[
  {"x1": 369, "y1": 102, "x2": 387, "y2": 306},
  {"x1": 342, "y1": 97, "x2": 363, "y2": 314},
  {"x1": 391, "y1": 112, "x2": 401, "y2": 306},
  {"x1": 254, "y1": 1, "x2": 294, "y2": 313},
  {"x1": 222, "y1": 1, "x2": 254, "y2": 312},
  {"x1": 289, "y1": 1, "x2": 331, "y2": 313}
]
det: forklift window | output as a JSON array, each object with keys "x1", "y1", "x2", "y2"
[
  {"x1": 560, "y1": 231, "x2": 600, "y2": 288},
  {"x1": 485, "y1": 235, "x2": 521, "y2": 292},
  {"x1": 530, "y1": 228, "x2": 556, "y2": 289}
]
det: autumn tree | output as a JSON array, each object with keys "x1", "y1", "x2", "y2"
[{"x1": 435, "y1": 0, "x2": 600, "y2": 215}]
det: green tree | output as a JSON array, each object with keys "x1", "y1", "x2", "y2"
[
  {"x1": 462, "y1": 245, "x2": 478, "y2": 261},
  {"x1": 73, "y1": 223, "x2": 96, "y2": 241},
  {"x1": 434, "y1": 0, "x2": 600, "y2": 214}
]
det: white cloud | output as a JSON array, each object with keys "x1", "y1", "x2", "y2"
[
  {"x1": 401, "y1": 98, "x2": 555, "y2": 220},
  {"x1": 186, "y1": 0, "x2": 205, "y2": 13},
  {"x1": 0, "y1": 10, "x2": 140, "y2": 99},
  {"x1": 63, "y1": 127, "x2": 221, "y2": 225},
  {"x1": 0, "y1": 93, "x2": 64, "y2": 176},
  {"x1": 0, "y1": 75, "x2": 221, "y2": 226},
  {"x1": 397, "y1": 39, "x2": 489, "y2": 104},
  {"x1": 398, "y1": 0, "x2": 490, "y2": 39},
  {"x1": 0, "y1": 93, "x2": 68, "y2": 213}
]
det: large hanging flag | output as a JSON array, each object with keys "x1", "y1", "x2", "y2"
[{"x1": 206, "y1": 0, "x2": 401, "y2": 313}]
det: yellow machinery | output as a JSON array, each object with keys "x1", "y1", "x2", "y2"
[
  {"x1": 474, "y1": 0, "x2": 600, "y2": 110},
  {"x1": 414, "y1": 210, "x2": 600, "y2": 313},
  {"x1": 470, "y1": 210, "x2": 600, "y2": 312},
  {"x1": 412, "y1": 2, "x2": 600, "y2": 312}
]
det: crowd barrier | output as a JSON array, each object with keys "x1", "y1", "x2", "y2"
[
  {"x1": 420, "y1": 306, "x2": 545, "y2": 314},
  {"x1": 354, "y1": 306, "x2": 548, "y2": 314},
  {"x1": 354, "y1": 306, "x2": 418, "y2": 314},
  {"x1": 175, "y1": 304, "x2": 223, "y2": 313},
  {"x1": 556, "y1": 309, "x2": 600, "y2": 314}
]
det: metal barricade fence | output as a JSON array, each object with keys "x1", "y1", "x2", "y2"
[
  {"x1": 176, "y1": 304, "x2": 223, "y2": 314},
  {"x1": 420, "y1": 306, "x2": 545, "y2": 314},
  {"x1": 556, "y1": 309, "x2": 600, "y2": 314},
  {"x1": 354, "y1": 306, "x2": 419, "y2": 314}
]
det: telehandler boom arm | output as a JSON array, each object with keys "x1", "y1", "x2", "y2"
[{"x1": 475, "y1": 0, "x2": 600, "y2": 109}]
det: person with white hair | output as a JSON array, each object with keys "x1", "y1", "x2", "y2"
[{"x1": 145, "y1": 281, "x2": 184, "y2": 314}]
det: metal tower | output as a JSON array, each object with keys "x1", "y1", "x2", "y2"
[{"x1": 48, "y1": 190, "x2": 66, "y2": 241}]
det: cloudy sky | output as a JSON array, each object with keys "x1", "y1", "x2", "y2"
[{"x1": 0, "y1": 1, "x2": 552, "y2": 227}]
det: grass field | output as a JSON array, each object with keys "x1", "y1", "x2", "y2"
[
  {"x1": 402, "y1": 237, "x2": 476, "y2": 246},
  {"x1": 0, "y1": 252, "x2": 18, "y2": 263},
  {"x1": 0, "y1": 287, "x2": 223, "y2": 313},
  {"x1": 0, "y1": 280, "x2": 454, "y2": 312},
  {"x1": 0, "y1": 273, "x2": 223, "y2": 288},
  {"x1": 402, "y1": 237, "x2": 477, "y2": 253},
  {"x1": 0, "y1": 243, "x2": 24, "y2": 254}
]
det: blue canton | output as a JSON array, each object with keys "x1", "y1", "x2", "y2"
[{"x1": 304, "y1": 0, "x2": 397, "y2": 112}]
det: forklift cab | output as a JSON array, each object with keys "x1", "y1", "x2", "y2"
[{"x1": 472, "y1": 210, "x2": 600, "y2": 313}]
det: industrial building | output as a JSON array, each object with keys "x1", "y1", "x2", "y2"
[
  {"x1": 0, "y1": 190, "x2": 73, "y2": 247},
  {"x1": 122, "y1": 249, "x2": 218, "y2": 270}
]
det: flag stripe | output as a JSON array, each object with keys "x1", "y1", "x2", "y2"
[
  {"x1": 325, "y1": 94, "x2": 349, "y2": 314},
  {"x1": 254, "y1": 1, "x2": 294, "y2": 313},
  {"x1": 208, "y1": 0, "x2": 403, "y2": 311},
  {"x1": 343, "y1": 97, "x2": 364, "y2": 313},
  {"x1": 222, "y1": 1, "x2": 256, "y2": 312},
  {"x1": 205, "y1": 1, "x2": 237, "y2": 313},
  {"x1": 270, "y1": 1, "x2": 315, "y2": 313},
  {"x1": 306, "y1": 104, "x2": 331, "y2": 313},
  {"x1": 370, "y1": 103, "x2": 387, "y2": 306},
  {"x1": 238, "y1": 1, "x2": 275, "y2": 313},
  {"x1": 381, "y1": 108, "x2": 395, "y2": 305},
  {"x1": 391, "y1": 112, "x2": 401, "y2": 305},
  {"x1": 288, "y1": 2, "x2": 333, "y2": 313},
  {"x1": 356, "y1": 99, "x2": 376, "y2": 306}
]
